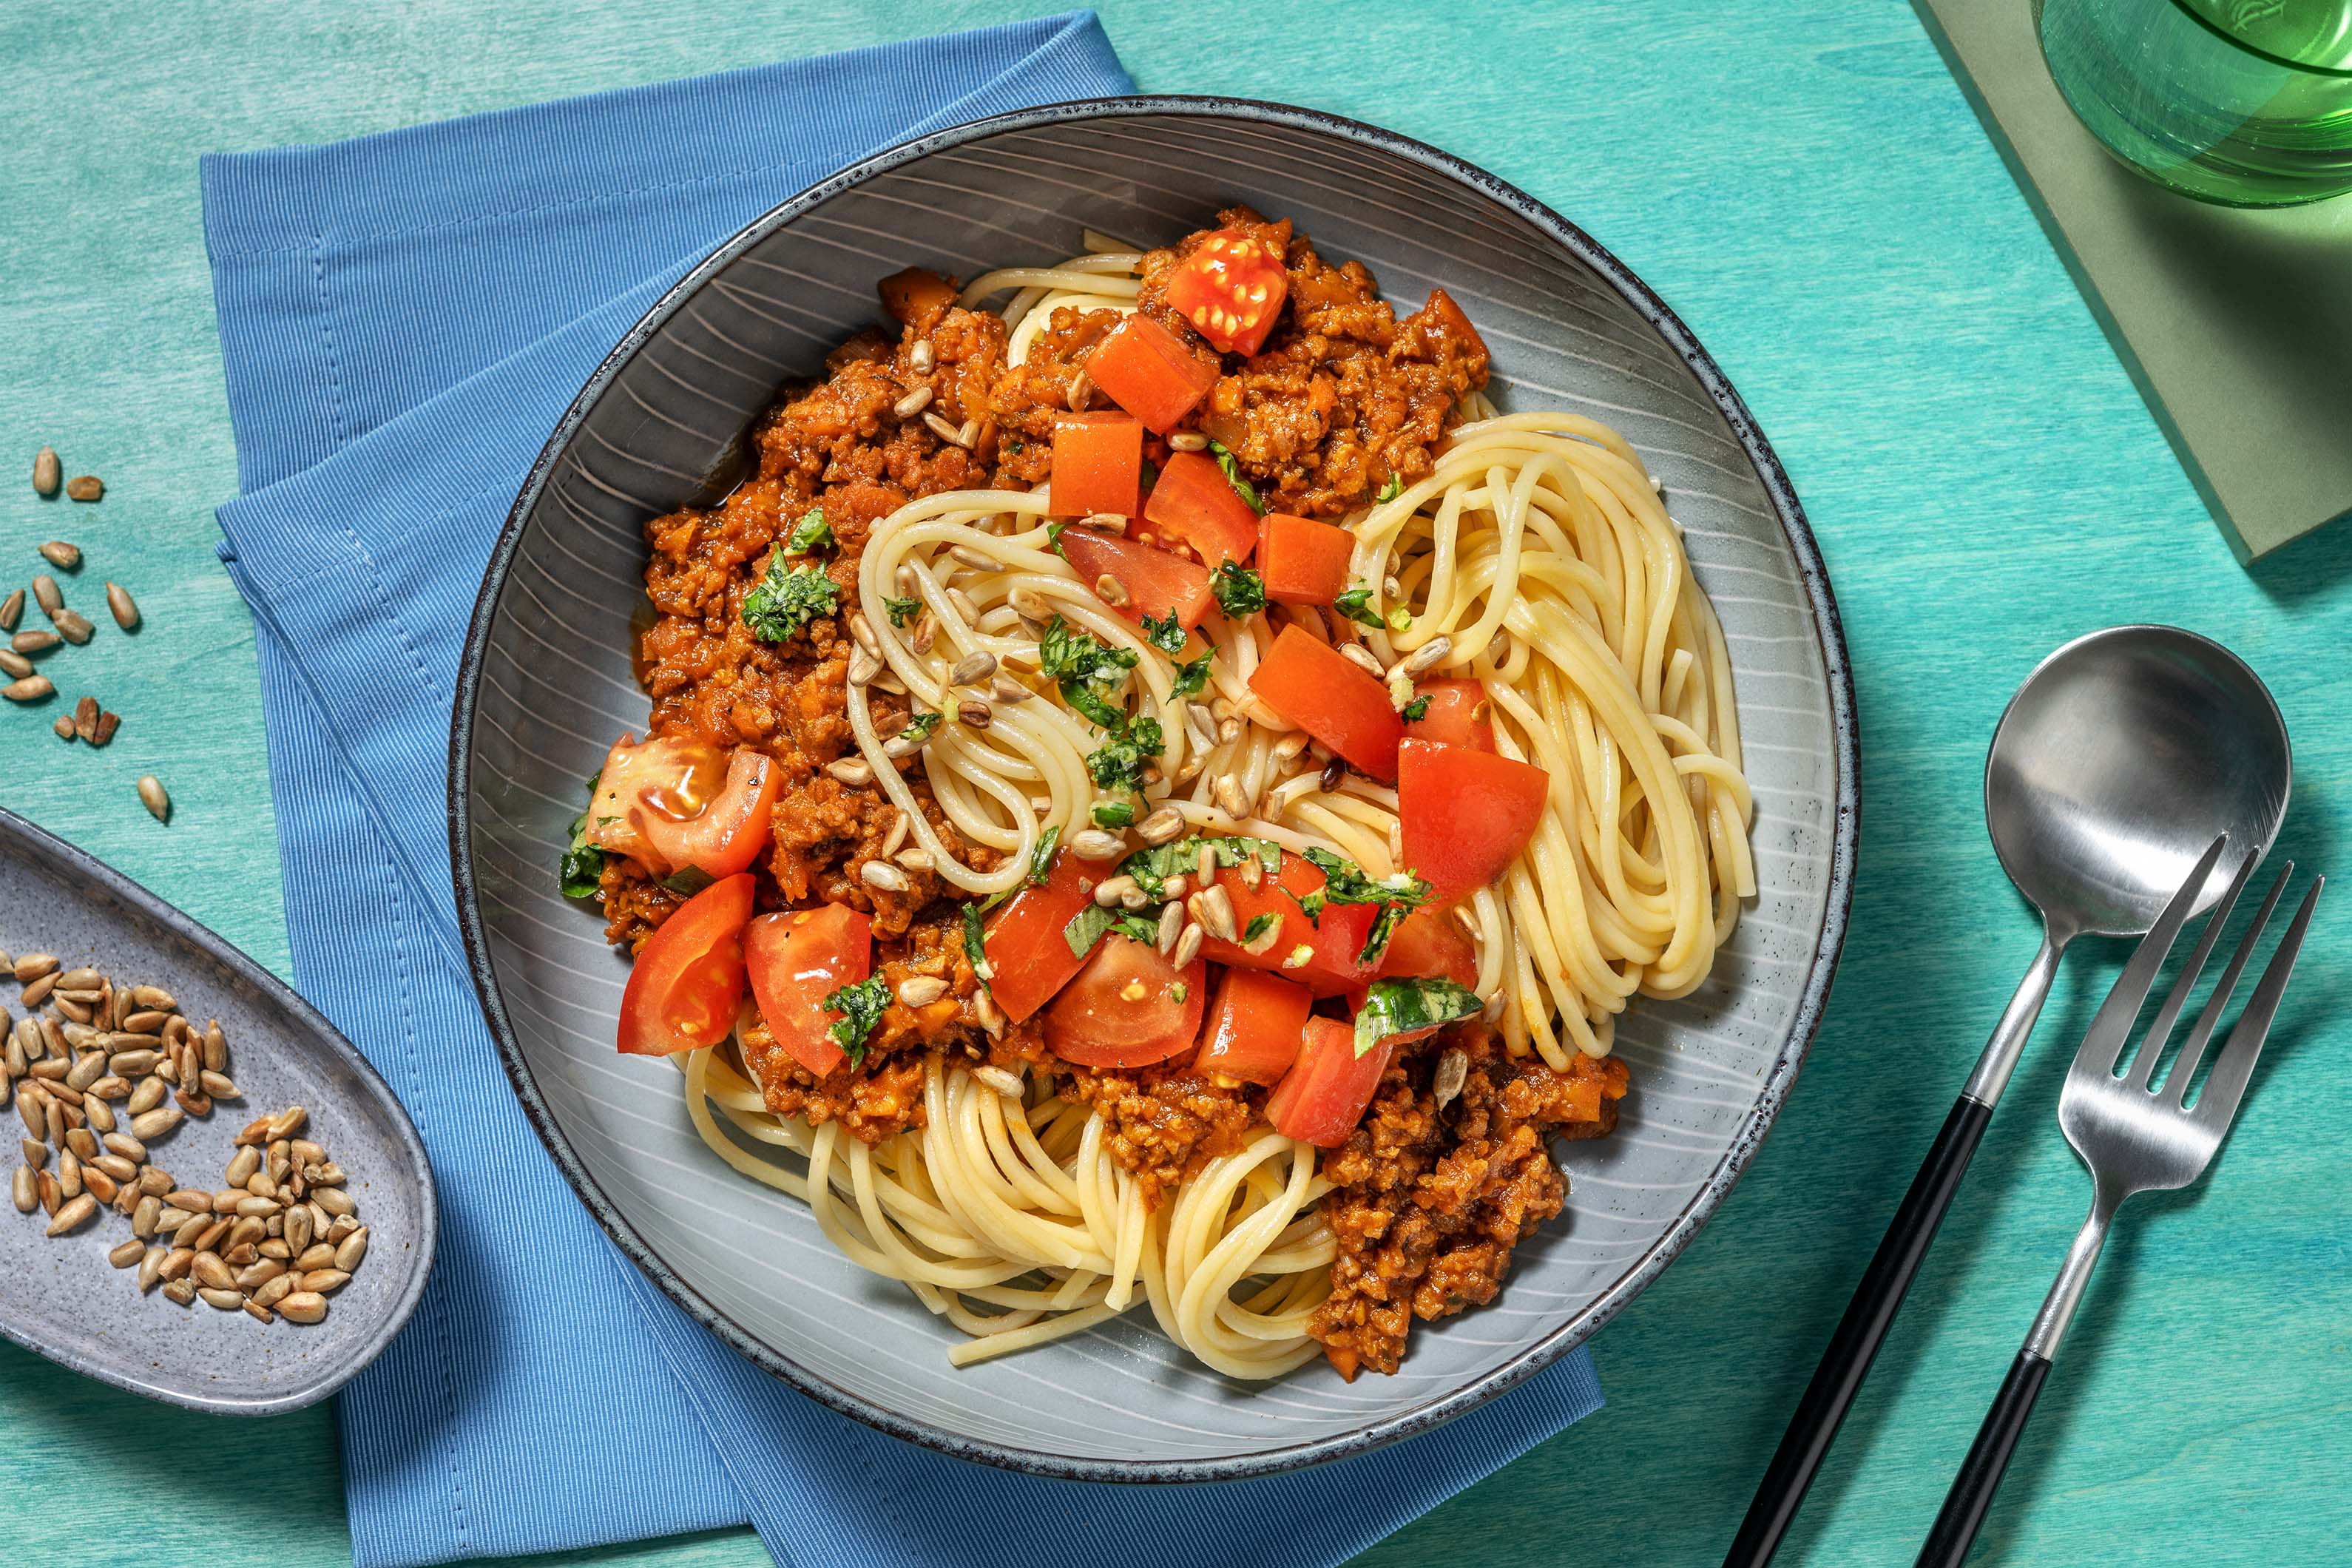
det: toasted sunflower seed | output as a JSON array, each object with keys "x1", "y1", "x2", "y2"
[
  {"x1": 104, "y1": 582, "x2": 139, "y2": 632},
  {"x1": 125, "y1": 1076, "x2": 165, "y2": 1116},
  {"x1": 1172, "y1": 922, "x2": 1205, "y2": 970},
  {"x1": 163, "y1": 1278, "x2": 195, "y2": 1305},
  {"x1": 1092, "y1": 875, "x2": 1138, "y2": 908},
  {"x1": 46, "y1": 1193, "x2": 98, "y2": 1236},
  {"x1": 107, "y1": 1238, "x2": 144, "y2": 1268},
  {"x1": 129, "y1": 1106, "x2": 180, "y2": 1140},
  {"x1": 136, "y1": 777, "x2": 169, "y2": 822},
  {"x1": 0, "y1": 589, "x2": 18, "y2": 630},
  {"x1": 858, "y1": 860, "x2": 910, "y2": 893},
  {"x1": 896, "y1": 976, "x2": 948, "y2": 1009},
  {"x1": 278, "y1": 1291, "x2": 329, "y2": 1325},
  {"x1": 1167, "y1": 431, "x2": 1209, "y2": 453},
  {"x1": 1135, "y1": 805, "x2": 1186, "y2": 846},
  {"x1": 251, "y1": 1272, "x2": 297, "y2": 1309},
  {"x1": 1068, "y1": 828, "x2": 1126, "y2": 862},
  {"x1": 10, "y1": 1166, "x2": 33, "y2": 1213},
  {"x1": 267, "y1": 1106, "x2": 306, "y2": 1140},
  {"x1": 136, "y1": 1246, "x2": 165, "y2": 1293},
  {"x1": 51, "y1": 609, "x2": 92, "y2": 646},
  {"x1": 3, "y1": 675, "x2": 53, "y2": 703},
  {"x1": 197, "y1": 1287, "x2": 243, "y2": 1311},
  {"x1": 1337, "y1": 643, "x2": 1384, "y2": 678}
]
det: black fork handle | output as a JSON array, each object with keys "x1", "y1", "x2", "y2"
[
  {"x1": 1916, "y1": 1349, "x2": 2052, "y2": 1567},
  {"x1": 1723, "y1": 1095, "x2": 1995, "y2": 1567}
]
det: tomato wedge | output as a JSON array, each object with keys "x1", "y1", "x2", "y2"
[
  {"x1": 1197, "y1": 848, "x2": 1377, "y2": 996},
  {"x1": 1050, "y1": 412, "x2": 1143, "y2": 518},
  {"x1": 1163, "y1": 229, "x2": 1288, "y2": 356},
  {"x1": 1266, "y1": 1016, "x2": 1392, "y2": 1147},
  {"x1": 1397, "y1": 738, "x2": 1551, "y2": 904},
  {"x1": 1194, "y1": 967, "x2": 1311, "y2": 1087},
  {"x1": 1084, "y1": 314, "x2": 1217, "y2": 433},
  {"x1": 640, "y1": 750, "x2": 781, "y2": 881},
  {"x1": 1403, "y1": 678, "x2": 1496, "y2": 753},
  {"x1": 1257, "y1": 513, "x2": 1354, "y2": 606},
  {"x1": 1058, "y1": 528, "x2": 1212, "y2": 631},
  {"x1": 1043, "y1": 936, "x2": 1207, "y2": 1068},
  {"x1": 981, "y1": 851, "x2": 1100, "y2": 1024},
  {"x1": 1344, "y1": 908, "x2": 1480, "y2": 1013},
  {"x1": 1141, "y1": 450, "x2": 1259, "y2": 567},
  {"x1": 1247, "y1": 624, "x2": 1404, "y2": 781},
  {"x1": 743, "y1": 904, "x2": 872, "y2": 1078},
  {"x1": 617, "y1": 873, "x2": 754, "y2": 1056}
]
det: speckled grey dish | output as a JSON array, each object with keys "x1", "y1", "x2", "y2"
[
  {"x1": 451, "y1": 98, "x2": 1859, "y2": 1481},
  {"x1": 0, "y1": 807, "x2": 435, "y2": 1414}
]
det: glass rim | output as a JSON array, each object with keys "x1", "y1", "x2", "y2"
[{"x1": 2169, "y1": 0, "x2": 2352, "y2": 79}]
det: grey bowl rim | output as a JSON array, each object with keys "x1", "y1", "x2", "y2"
[
  {"x1": 446, "y1": 93, "x2": 1862, "y2": 1484},
  {"x1": 0, "y1": 803, "x2": 439, "y2": 1416}
]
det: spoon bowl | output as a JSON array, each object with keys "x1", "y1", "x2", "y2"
[{"x1": 1986, "y1": 625, "x2": 2291, "y2": 942}]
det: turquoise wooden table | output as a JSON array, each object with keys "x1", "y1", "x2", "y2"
[{"x1": 4, "y1": 3, "x2": 2347, "y2": 1564}]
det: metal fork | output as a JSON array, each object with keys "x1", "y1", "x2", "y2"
[{"x1": 1917, "y1": 834, "x2": 2322, "y2": 1567}]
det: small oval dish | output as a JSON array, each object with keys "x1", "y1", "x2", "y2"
[{"x1": 0, "y1": 805, "x2": 435, "y2": 1415}]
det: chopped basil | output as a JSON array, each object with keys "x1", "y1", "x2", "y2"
[
  {"x1": 822, "y1": 975, "x2": 891, "y2": 1066},
  {"x1": 1169, "y1": 981, "x2": 1189, "y2": 1004},
  {"x1": 1375, "y1": 474, "x2": 1404, "y2": 504},
  {"x1": 1091, "y1": 800, "x2": 1136, "y2": 828},
  {"x1": 882, "y1": 595, "x2": 922, "y2": 628},
  {"x1": 660, "y1": 865, "x2": 715, "y2": 898},
  {"x1": 1242, "y1": 912, "x2": 1277, "y2": 944},
  {"x1": 1086, "y1": 714, "x2": 1163, "y2": 793},
  {"x1": 1061, "y1": 902, "x2": 1162, "y2": 960},
  {"x1": 1139, "y1": 608, "x2": 1187, "y2": 655},
  {"x1": 962, "y1": 903, "x2": 993, "y2": 984},
  {"x1": 558, "y1": 773, "x2": 606, "y2": 899},
  {"x1": 1331, "y1": 584, "x2": 1386, "y2": 629},
  {"x1": 898, "y1": 711, "x2": 941, "y2": 743},
  {"x1": 1352, "y1": 978, "x2": 1481, "y2": 1058},
  {"x1": 1118, "y1": 834, "x2": 1283, "y2": 899},
  {"x1": 1295, "y1": 846, "x2": 1431, "y2": 965},
  {"x1": 1171, "y1": 652, "x2": 1212, "y2": 700},
  {"x1": 1209, "y1": 561, "x2": 1266, "y2": 620},
  {"x1": 1401, "y1": 695, "x2": 1430, "y2": 723},
  {"x1": 1039, "y1": 615, "x2": 1140, "y2": 731},
  {"x1": 980, "y1": 825, "x2": 1059, "y2": 913},
  {"x1": 781, "y1": 507, "x2": 834, "y2": 556},
  {"x1": 742, "y1": 553, "x2": 838, "y2": 641},
  {"x1": 1206, "y1": 439, "x2": 1265, "y2": 515}
]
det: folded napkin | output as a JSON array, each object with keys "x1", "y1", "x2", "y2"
[{"x1": 199, "y1": 16, "x2": 1604, "y2": 1567}]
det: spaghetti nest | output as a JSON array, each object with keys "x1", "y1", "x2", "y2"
[{"x1": 672, "y1": 246, "x2": 1752, "y2": 1375}]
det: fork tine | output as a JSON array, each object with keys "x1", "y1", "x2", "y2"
[
  {"x1": 2072, "y1": 834, "x2": 2230, "y2": 1078},
  {"x1": 2192, "y1": 876, "x2": 2322, "y2": 1133},
  {"x1": 2163, "y1": 864, "x2": 2293, "y2": 1102},
  {"x1": 2122, "y1": 849, "x2": 2262, "y2": 1089}
]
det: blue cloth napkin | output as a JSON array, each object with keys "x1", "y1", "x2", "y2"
[{"x1": 198, "y1": 16, "x2": 1605, "y2": 1568}]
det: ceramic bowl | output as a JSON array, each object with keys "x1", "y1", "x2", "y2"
[{"x1": 451, "y1": 97, "x2": 1858, "y2": 1481}]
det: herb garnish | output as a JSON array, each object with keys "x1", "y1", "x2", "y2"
[
  {"x1": 1061, "y1": 903, "x2": 1163, "y2": 960},
  {"x1": 1401, "y1": 695, "x2": 1430, "y2": 723},
  {"x1": 1242, "y1": 912, "x2": 1277, "y2": 944},
  {"x1": 980, "y1": 825, "x2": 1061, "y2": 913},
  {"x1": 1352, "y1": 978, "x2": 1482, "y2": 1058},
  {"x1": 781, "y1": 507, "x2": 834, "y2": 556},
  {"x1": 742, "y1": 553, "x2": 838, "y2": 641},
  {"x1": 1091, "y1": 800, "x2": 1136, "y2": 828},
  {"x1": 898, "y1": 711, "x2": 942, "y2": 743},
  {"x1": 823, "y1": 975, "x2": 891, "y2": 1066},
  {"x1": 1118, "y1": 834, "x2": 1283, "y2": 900},
  {"x1": 962, "y1": 903, "x2": 993, "y2": 984},
  {"x1": 1206, "y1": 439, "x2": 1264, "y2": 515},
  {"x1": 558, "y1": 773, "x2": 606, "y2": 899},
  {"x1": 882, "y1": 595, "x2": 922, "y2": 628},
  {"x1": 1086, "y1": 715, "x2": 1163, "y2": 793},
  {"x1": 1210, "y1": 562, "x2": 1266, "y2": 619},
  {"x1": 1331, "y1": 584, "x2": 1386, "y2": 629},
  {"x1": 1038, "y1": 615, "x2": 1140, "y2": 730},
  {"x1": 1140, "y1": 609, "x2": 1187, "y2": 655},
  {"x1": 1295, "y1": 846, "x2": 1431, "y2": 965},
  {"x1": 1375, "y1": 474, "x2": 1404, "y2": 504}
]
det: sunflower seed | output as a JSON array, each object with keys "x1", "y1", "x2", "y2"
[
  {"x1": 13, "y1": 951, "x2": 58, "y2": 984},
  {"x1": 895, "y1": 976, "x2": 948, "y2": 1009},
  {"x1": 31, "y1": 575, "x2": 62, "y2": 616},
  {"x1": 129, "y1": 1106, "x2": 180, "y2": 1140},
  {"x1": 64, "y1": 475, "x2": 103, "y2": 502},
  {"x1": 11, "y1": 630, "x2": 58, "y2": 656},
  {"x1": 39, "y1": 541, "x2": 80, "y2": 570},
  {"x1": 163, "y1": 1278, "x2": 195, "y2": 1305},
  {"x1": 284, "y1": 1205, "x2": 312, "y2": 1254},
  {"x1": 278, "y1": 1292, "x2": 328, "y2": 1325},
  {"x1": 163, "y1": 1188, "x2": 211, "y2": 1211},
  {"x1": 295, "y1": 1242, "x2": 337, "y2": 1273},
  {"x1": 121, "y1": 1010, "x2": 166, "y2": 1036},
  {"x1": 31, "y1": 446, "x2": 61, "y2": 497},
  {"x1": 251, "y1": 1272, "x2": 297, "y2": 1309},
  {"x1": 234, "y1": 1258, "x2": 285, "y2": 1292},
  {"x1": 1167, "y1": 431, "x2": 1209, "y2": 453},
  {"x1": 45, "y1": 1193, "x2": 97, "y2": 1235},
  {"x1": 956, "y1": 697, "x2": 992, "y2": 729},
  {"x1": 102, "y1": 1237, "x2": 145, "y2": 1268},
  {"x1": 50, "y1": 609, "x2": 92, "y2": 646},
  {"x1": 125, "y1": 1076, "x2": 165, "y2": 1116},
  {"x1": 947, "y1": 649, "x2": 998, "y2": 688},
  {"x1": 891, "y1": 385, "x2": 934, "y2": 419},
  {"x1": 190, "y1": 1251, "x2": 235, "y2": 1291},
  {"x1": 267, "y1": 1106, "x2": 305, "y2": 1140},
  {"x1": 908, "y1": 339, "x2": 936, "y2": 374},
  {"x1": 50, "y1": 994, "x2": 90, "y2": 1024},
  {"x1": 63, "y1": 1053, "x2": 103, "y2": 1092},
  {"x1": 1092, "y1": 572, "x2": 1131, "y2": 608},
  {"x1": 1172, "y1": 922, "x2": 1205, "y2": 970},
  {"x1": 196, "y1": 1071, "x2": 237, "y2": 1101},
  {"x1": 108, "y1": 1048, "x2": 158, "y2": 1076},
  {"x1": 0, "y1": 652, "x2": 30, "y2": 680},
  {"x1": 922, "y1": 411, "x2": 966, "y2": 446},
  {"x1": 947, "y1": 544, "x2": 996, "y2": 572},
  {"x1": 135, "y1": 1245, "x2": 165, "y2": 1292},
  {"x1": 137, "y1": 1166, "x2": 171, "y2": 1196},
  {"x1": 101, "y1": 581, "x2": 138, "y2": 632},
  {"x1": 1337, "y1": 642, "x2": 1384, "y2": 677},
  {"x1": 3, "y1": 675, "x2": 53, "y2": 703},
  {"x1": 1092, "y1": 874, "x2": 1138, "y2": 908},
  {"x1": 1155, "y1": 901, "x2": 1184, "y2": 956},
  {"x1": 203, "y1": 1023, "x2": 227, "y2": 1075},
  {"x1": 326, "y1": 1214, "x2": 357, "y2": 1244},
  {"x1": 1396, "y1": 635, "x2": 1453, "y2": 677},
  {"x1": 129, "y1": 1193, "x2": 161, "y2": 1239},
  {"x1": 1068, "y1": 828, "x2": 1126, "y2": 861},
  {"x1": 10, "y1": 1166, "x2": 32, "y2": 1213},
  {"x1": 1135, "y1": 805, "x2": 1186, "y2": 846},
  {"x1": 232, "y1": 1115, "x2": 269, "y2": 1148},
  {"x1": 988, "y1": 675, "x2": 1030, "y2": 706},
  {"x1": 130, "y1": 985, "x2": 175, "y2": 1013},
  {"x1": 1187, "y1": 885, "x2": 1239, "y2": 943},
  {"x1": 136, "y1": 777, "x2": 169, "y2": 822},
  {"x1": 1213, "y1": 772, "x2": 1251, "y2": 820},
  {"x1": 0, "y1": 589, "x2": 18, "y2": 633},
  {"x1": 909, "y1": 612, "x2": 935, "y2": 656},
  {"x1": 196, "y1": 1287, "x2": 242, "y2": 1311},
  {"x1": 858, "y1": 860, "x2": 909, "y2": 893},
  {"x1": 36, "y1": 1169, "x2": 58, "y2": 1214}
]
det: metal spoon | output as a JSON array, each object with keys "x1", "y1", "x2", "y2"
[{"x1": 1726, "y1": 624, "x2": 2290, "y2": 1567}]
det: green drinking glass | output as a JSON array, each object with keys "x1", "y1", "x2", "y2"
[{"x1": 2036, "y1": 0, "x2": 2352, "y2": 205}]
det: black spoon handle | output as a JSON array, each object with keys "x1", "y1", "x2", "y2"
[
  {"x1": 1721, "y1": 1095, "x2": 1994, "y2": 1567},
  {"x1": 1915, "y1": 1349, "x2": 2052, "y2": 1567}
]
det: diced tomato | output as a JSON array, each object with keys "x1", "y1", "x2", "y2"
[
  {"x1": 1084, "y1": 314, "x2": 1217, "y2": 433},
  {"x1": 1257, "y1": 513, "x2": 1354, "y2": 606},
  {"x1": 1141, "y1": 450, "x2": 1258, "y2": 567},
  {"x1": 1197, "y1": 849, "x2": 1377, "y2": 996},
  {"x1": 1343, "y1": 908, "x2": 1481, "y2": 1014},
  {"x1": 1265, "y1": 1016, "x2": 1392, "y2": 1147},
  {"x1": 1247, "y1": 624, "x2": 1405, "y2": 781},
  {"x1": 1050, "y1": 413, "x2": 1143, "y2": 518},
  {"x1": 1043, "y1": 936, "x2": 1207, "y2": 1068},
  {"x1": 743, "y1": 904, "x2": 871, "y2": 1078},
  {"x1": 617, "y1": 874, "x2": 754, "y2": 1056},
  {"x1": 1403, "y1": 678, "x2": 1496, "y2": 753},
  {"x1": 1163, "y1": 229, "x2": 1289, "y2": 356},
  {"x1": 587, "y1": 735, "x2": 780, "y2": 882},
  {"x1": 981, "y1": 851, "x2": 1100, "y2": 1023},
  {"x1": 1058, "y1": 528, "x2": 1212, "y2": 631},
  {"x1": 879, "y1": 266, "x2": 956, "y2": 325},
  {"x1": 1397, "y1": 738, "x2": 1551, "y2": 904},
  {"x1": 1193, "y1": 968, "x2": 1311, "y2": 1087}
]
